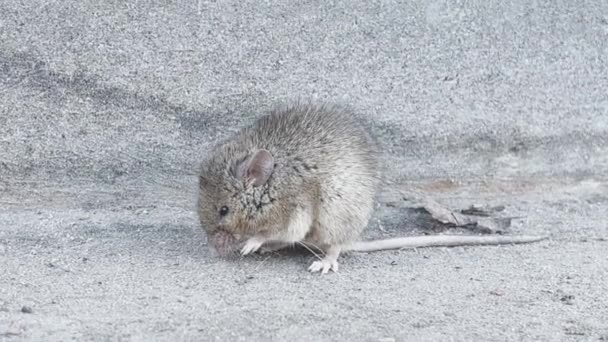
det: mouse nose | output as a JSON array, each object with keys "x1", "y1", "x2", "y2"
[{"x1": 207, "y1": 229, "x2": 237, "y2": 257}]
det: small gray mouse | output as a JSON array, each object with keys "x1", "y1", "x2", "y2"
[{"x1": 197, "y1": 103, "x2": 546, "y2": 274}]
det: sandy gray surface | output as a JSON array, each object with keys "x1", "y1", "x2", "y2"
[{"x1": 1, "y1": 0, "x2": 607, "y2": 341}]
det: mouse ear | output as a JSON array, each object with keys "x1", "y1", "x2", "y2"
[{"x1": 237, "y1": 149, "x2": 274, "y2": 187}]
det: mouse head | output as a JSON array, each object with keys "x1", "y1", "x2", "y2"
[{"x1": 197, "y1": 147, "x2": 275, "y2": 257}]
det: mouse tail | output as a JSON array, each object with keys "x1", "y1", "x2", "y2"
[{"x1": 345, "y1": 235, "x2": 548, "y2": 252}]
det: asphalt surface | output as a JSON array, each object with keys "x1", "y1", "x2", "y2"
[{"x1": 1, "y1": 0, "x2": 607, "y2": 341}]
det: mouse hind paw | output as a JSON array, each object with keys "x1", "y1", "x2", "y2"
[
  {"x1": 308, "y1": 258, "x2": 339, "y2": 274},
  {"x1": 307, "y1": 245, "x2": 341, "y2": 274}
]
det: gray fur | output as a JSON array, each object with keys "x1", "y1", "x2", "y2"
[{"x1": 198, "y1": 103, "x2": 380, "y2": 258}]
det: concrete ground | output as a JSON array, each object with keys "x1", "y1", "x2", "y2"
[{"x1": 1, "y1": 0, "x2": 607, "y2": 341}]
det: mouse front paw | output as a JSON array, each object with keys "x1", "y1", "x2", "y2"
[
  {"x1": 241, "y1": 237, "x2": 265, "y2": 256},
  {"x1": 308, "y1": 258, "x2": 339, "y2": 274}
]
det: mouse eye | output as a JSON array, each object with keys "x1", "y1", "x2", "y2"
[{"x1": 219, "y1": 206, "x2": 229, "y2": 217}]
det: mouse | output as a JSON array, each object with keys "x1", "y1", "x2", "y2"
[{"x1": 196, "y1": 103, "x2": 547, "y2": 274}]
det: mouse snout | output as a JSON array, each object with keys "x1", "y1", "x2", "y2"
[{"x1": 207, "y1": 229, "x2": 239, "y2": 257}]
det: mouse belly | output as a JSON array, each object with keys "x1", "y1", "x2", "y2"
[
  {"x1": 273, "y1": 205, "x2": 313, "y2": 243},
  {"x1": 240, "y1": 205, "x2": 313, "y2": 255}
]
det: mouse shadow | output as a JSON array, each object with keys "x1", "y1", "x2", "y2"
[
  {"x1": 74, "y1": 222, "x2": 211, "y2": 261},
  {"x1": 74, "y1": 221, "x2": 333, "y2": 267}
]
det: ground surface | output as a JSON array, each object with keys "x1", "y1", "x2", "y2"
[{"x1": 1, "y1": 1, "x2": 607, "y2": 341}]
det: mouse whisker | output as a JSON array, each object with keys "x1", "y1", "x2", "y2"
[
  {"x1": 254, "y1": 255, "x2": 273, "y2": 271},
  {"x1": 296, "y1": 241, "x2": 324, "y2": 260}
]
